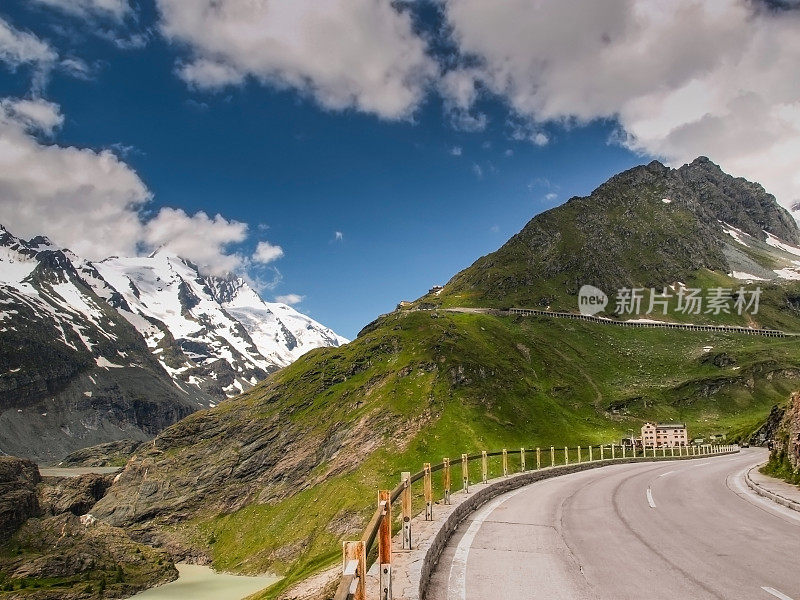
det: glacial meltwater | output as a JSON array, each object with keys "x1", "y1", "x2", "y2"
[{"x1": 126, "y1": 564, "x2": 281, "y2": 600}]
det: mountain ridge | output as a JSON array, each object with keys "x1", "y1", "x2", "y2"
[
  {"x1": 87, "y1": 158, "x2": 800, "y2": 599},
  {"x1": 0, "y1": 226, "x2": 347, "y2": 462},
  {"x1": 435, "y1": 157, "x2": 800, "y2": 319}
]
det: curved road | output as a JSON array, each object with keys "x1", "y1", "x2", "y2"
[{"x1": 426, "y1": 449, "x2": 800, "y2": 600}]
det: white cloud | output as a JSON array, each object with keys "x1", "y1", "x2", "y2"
[
  {"x1": 157, "y1": 0, "x2": 437, "y2": 120},
  {"x1": 252, "y1": 240, "x2": 284, "y2": 264},
  {"x1": 0, "y1": 98, "x2": 63, "y2": 135},
  {"x1": 544, "y1": 192, "x2": 558, "y2": 201},
  {"x1": 275, "y1": 293, "x2": 304, "y2": 305},
  {"x1": 441, "y1": 0, "x2": 800, "y2": 207},
  {"x1": 31, "y1": 0, "x2": 132, "y2": 21},
  {"x1": 0, "y1": 17, "x2": 57, "y2": 90},
  {"x1": 471, "y1": 163, "x2": 483, "y2": 178},
  {"x1": 0, "y1": 97, "x2": 248, "y2": 275},
  {"x1": 450, "y1": 146, "x2": 462, "y2": 156},
  {"x1": 507, "y1": 118, "x2": 549, "y2": 146},
  {"x1": 144, "y1": 208, "x2": 248, "y2": 274},
  {"x1": 334, "y1": 231, "x2": 344, "y2": 242}
]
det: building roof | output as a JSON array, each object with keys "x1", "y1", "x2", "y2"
[{"x1": 656, "y1": 422, "x2": 686, "y2": 428}]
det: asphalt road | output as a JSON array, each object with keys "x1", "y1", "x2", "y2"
[{"x1": 426, "y1": 449, "x2": 800, "y2": 600}]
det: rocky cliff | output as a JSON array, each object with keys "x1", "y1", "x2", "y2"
[
  {"x1": 764, "y1": 391, "x2": 800, "y2": 485},
  {"x1": 0, "y1": 457, "x2": 176, "y2": 598}
]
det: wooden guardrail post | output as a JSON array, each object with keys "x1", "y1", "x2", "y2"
[
  {"x1": 589, "y1": 445, "x2": 593, "y2": 462},
  {"x1": 343, "y1": 541, "x2": 366, "y2": 600},
  {"x1": 481, "y1": 451, "x2": 488, "y2": 483},
  {"x1": 662, "y1": 446, "x2": 667, "y2": 458},
  {"x1": 600, "y1": 445, "x2": 605, "y2": 460},
  {"x1": 423, "y1": 463, "x2": 433, "y2": 521},
  {"x1": 622, "y1": 444, "x2": 626, "y2": 459},
  {"x1": 564, "y1": 446, "x2": 569, "y2": 465},
  {"x1": 378, "y1": 491, "x2": 392, "y2": 600},
  {"x1": 443, "y1": 458, "x2": 451, "y2": 505},
  {"x1": 550, "y1": 446, "x2": 555, "y2": 467},
  {"x1": 520, "y1": 447, "x2": 526, "y2": 471},
  {"x1": 401, "y1": 472, "x2": 412, "y2": 550},
  {"x1": 577, "y1": 446, "x2": 582, "y2": 463},
  {"x1": 461, "y1": 454, "x2": 469, "y2": 493},
  {"x1": 671, "y1": 446, "x2": 675, "y2": 457},
  {"x1": 536, "y1": 447, "x2": 541, "y2": 469},
  {"x1": 502, "y1": 449, "x2": 508, "y2": 477},
  {"x1": 611, "y1": 443, "x2": 616, "y2": 459}
]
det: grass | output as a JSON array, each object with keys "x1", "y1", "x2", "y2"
[
  {"x1": 761, "y1": 451, "x2": 800, "y2": 487},
  {"x1": 144, "y1": 309, "x2": 800, "y2": 598}
]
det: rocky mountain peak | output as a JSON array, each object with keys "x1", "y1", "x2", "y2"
[
  {"x1": 0, "y1": 224, "x2": 347, "y2": 461},
  {"x1": 677, "y1": 157, "x2": 799, "y2": 244}
]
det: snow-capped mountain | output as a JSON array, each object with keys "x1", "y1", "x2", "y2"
[
  {"x1": 0, "y1": 224, "x2": 347, "y2": 461},
  {"x1": 92, "y1": 251, "x2": 347, "y2": 397}
]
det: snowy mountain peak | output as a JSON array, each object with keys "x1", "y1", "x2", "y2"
[{"x1": 0, "y1": 224, "x2": 348, "y2": 403}]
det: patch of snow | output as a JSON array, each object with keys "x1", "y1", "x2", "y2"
[
  {"x1": 661, "y1": 198, "x2": 672, "y2": 204},
  {"x1": 0, "y1": 245, "x2": 37, "y2": 285},
  {"x1": 774, "y1": 268, "x2": 800, "y2": 280},
  {"x1": 95, "y1": 356, "x2": 124, "y2": 369},
  {"x1": 730, "y1": 271, "x2": 768, "y2": 281},
  {"x1": 764, "y1": 231, "x2": 800, "y2": 257},
  {"x1": 720, "y1": 222, "x2": 752, "y2": 246}
]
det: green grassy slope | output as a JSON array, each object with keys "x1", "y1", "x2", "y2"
[{"x1": 94, "y1": 309, "x2": 800, "y2": 597}]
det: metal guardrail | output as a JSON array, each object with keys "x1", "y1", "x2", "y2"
[
  {"x1": 507, "y1": 308, "x2": 790, "y2": 337},
  {"x1": 332, "y1": 442, "x2": 736, "y2": 599}
]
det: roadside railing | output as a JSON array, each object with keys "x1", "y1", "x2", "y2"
[
  {"x1": 333, "y1": 442, "x2": 736, "y2": 600},
  {"x1": 507, "y1": 308, "x2": 790, "y2": 337}
]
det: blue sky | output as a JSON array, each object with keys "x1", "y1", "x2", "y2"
[{"x1": 1, "y1": 1, "x2": 798, "y2": 338}]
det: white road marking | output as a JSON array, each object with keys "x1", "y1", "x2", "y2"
[
  {"x1": 646, "y1": 486, "x2": 656, "y2": 508},
  {"x1": 658, "y1": 470, "x2": 674, "y2": 478},
  {"x1": 447, "y1": 488, "x2": 526, "y2": 600},
  {"x1": 762, "y1": 586, "x2": 795, "y2": 600}
]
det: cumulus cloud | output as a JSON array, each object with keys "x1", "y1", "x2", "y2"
[
  {"x1": 157, "y1": 0, "x2": 437, "y2": 120},
  {"x1": 252, "y1": 240, "x2": 284, "y2": 264},
  {"x1": 31, "y1": 0, "x2": 132, "y2": 21},
  {"x1": 440, "y1": 0, "x2": 800, "y2": 207},
  {"x1": 274, "y1": 293, "x2": 304, "y2": 305},
  {"x1": 334, "y1": 231, "x2": 343, "y2": 242},
  {"x1": 450, "y1": 146, "x2": 462, "y2": 156},
  {"x1": 0, "y1": 97, "x2": 248, "y2": 275},
  {"x1": 144, "y1": 208, "x2": 248, "y2": 274}
]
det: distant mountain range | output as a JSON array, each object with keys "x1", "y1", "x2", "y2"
[{"x1": 0, "y1": 226, "x2": 347, "y2": 462}]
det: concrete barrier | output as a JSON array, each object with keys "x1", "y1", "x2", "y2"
[{"x1": 744, "y1": 466, "x2": 800, "y2": 513}]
